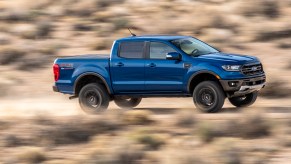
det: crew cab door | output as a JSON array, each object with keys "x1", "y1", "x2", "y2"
[
  {"x1": 144, "y1": 42, "x2": 187, "y2": 92},
  {"x1": 110, "y1": 41, "x2": 145, "y2": 93}
]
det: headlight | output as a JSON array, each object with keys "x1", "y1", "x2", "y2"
[{"x1": 222, "y1": 65, "x2": 241, "y2": 71}]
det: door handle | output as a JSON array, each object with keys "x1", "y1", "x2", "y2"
[
  {"x1": 147, "y1": 63, "x2": 156, "y2": 68},
  {"x1": 115, "y1": 62, "x2": 124, "y2": 67}
]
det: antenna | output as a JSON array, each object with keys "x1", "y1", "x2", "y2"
[{"x1": 128, "y1": 28, "x2": 136, "y2": 37}]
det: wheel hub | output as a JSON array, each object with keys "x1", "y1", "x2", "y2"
[
  {"x1": 199, "y1": 88, "x2": 215, "y2": 107},
  {"x1": 85, "y1": 91, "x2": 101, "y2": 108}
]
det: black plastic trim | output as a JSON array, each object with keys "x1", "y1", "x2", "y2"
[{"x1": 73, "y1": 72, "x2": 111, "y2": 95}]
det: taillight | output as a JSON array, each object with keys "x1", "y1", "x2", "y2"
[{"x1": 53, "y1": 64, "x2": 60, "y2": 81}]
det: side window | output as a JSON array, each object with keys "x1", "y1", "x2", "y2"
[
  {"x1": 150, "y1": 42, "x2": 176, "y2": 59},
  {"x1": 119, "y1": 42, "x2": 144, "y2": 59}
]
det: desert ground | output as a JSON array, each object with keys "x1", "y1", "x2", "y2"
[{"x1": 1, "y1": 0, "x2": 291, "y2": 163}]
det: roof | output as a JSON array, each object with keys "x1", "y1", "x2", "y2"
[{"x1": 116, "y1": 35, "x2": 190, "y2": 42}]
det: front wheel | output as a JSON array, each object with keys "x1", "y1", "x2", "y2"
[
  {"x1": 193, "y1": 81, "x2": 225, "y2": 113},
  {"x1": 79, "y1": 83, "x2": 109, "y2": 114},
  {"x1": 114, "y1": 97, "x2": 142, "y2": 109},
  {"x1": 228, "y1": 91, "x2": 258, "y2": 107}
]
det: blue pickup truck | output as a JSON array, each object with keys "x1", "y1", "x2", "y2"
[{"x1": 53, "y1": 35, "x2": 266, "y2": 114}]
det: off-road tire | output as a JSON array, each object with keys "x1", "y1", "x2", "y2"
[
  {"x1": 193, "y1": 81, "x2": 225, "y2": 113},
  {"x1": 228, "y1": 91, "x2": 258, "y2": 107},
  {"x1": 114, "y1": 97, "x2": 142, "y2": 109},
  {"x1": 79, "y1": 83, "x2": 109, "y2": 114}
]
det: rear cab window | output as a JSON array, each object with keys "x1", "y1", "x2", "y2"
[{"x1": 119, "y1": 42, "x2": 145, "y2": 59}]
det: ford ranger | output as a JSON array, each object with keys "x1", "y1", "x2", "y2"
[{"x1": 53, "y1": 35, "x2": 266, "y2": 114}]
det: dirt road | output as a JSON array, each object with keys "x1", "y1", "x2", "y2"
[{"x1": 1, "y1": 96, "x2": 290, "y2": 119}]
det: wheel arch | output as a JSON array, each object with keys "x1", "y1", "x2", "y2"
[
  {"x1": 74, "y1": 72, "x2": 112, "y2": 96},
  {"x1": 187, "y1": 70, "x2": 222, "y2": 94}
]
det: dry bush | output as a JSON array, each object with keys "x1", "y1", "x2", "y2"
[
  {"x1": 17, "y1": 147, "x2": 46, "y2": 164},
  {"x1": 96, "y1": 0, "x2": 126, "y2": 8},
  {"x1": 175, "y1": 110, "x2": 196, "y2": 127},
  {"x1": 213, "y1": 138, "x2": 242, "y2": 164},
  {"x1": 255, "y1": 29, "x2": 291, "y2": 42},
  {"x1": 37, "y1": 117, "x2": 120, "y2": 145},
  {"x1": 197, "y1": 113, "x2": 271, "y2": 142},
  {"x1": 0, "y1": 9, "x2": 35, "y2": 22},
  {"x1": 0, "y1": 47, "x2": 26, "y2": 65},
  {"x1": 92, "y1": 11, "x2": 113, "y2": 23},
  {"x1": 86, "y1": 139, "x2": 144, "y2": 164},
  {"x1": 239, "y1": 0, "x2": 280, "y2": 18},
  {"x1": 259, "y1": 81, "x2": 291, "y2": 98},
  {"x1": 277, "y1": 42, "x2": 291, "y2": 49},
  {"x1": 197, "y1": 123, "x2": 220, "y2": 143},
  {"x1": 134, "y1": 133, "x2": 165, "y2": 150},
  {"x1": 112, "y1": 17, "x2": 130, "y2": 31},
  {"x1": 1, "y1": 134, "x2": 20, "y2": 147},
  {"x1": 238, "y1": 112, "x2": 271, "y2": 139},
  {"x1": 91, "y1": 39, "x2": 113, "y2": 50},
  {"x1": 36, "y1": 21, "x2": 53, "y2": 38},
  {"x1": 73, "y1": 23, "x2": 93, "y2": 31},
  {"x1": 122, "y1": 110, "x2": 154, "y2": 125}
]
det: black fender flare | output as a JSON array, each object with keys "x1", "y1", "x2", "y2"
[
  {"x1": 74, "y1": 72, "x2": 112, "y2": 95},
  {"x1": 187, "y1": 70, "x2": 221, "y2": 93}
]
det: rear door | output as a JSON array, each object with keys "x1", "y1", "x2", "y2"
[
  {"x1": 144, "y1": 41, "x2": 187, "y2": 92},
  {"x1": 110, "y1": 41, "x2": 146, "y2": 93}
]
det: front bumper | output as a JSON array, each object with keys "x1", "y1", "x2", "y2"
[
  {"x1": 52, "y1": 85, "x2": 59, "y2": 92},
  {"x1": 220, "y1": 75, "x2": 266, "y2": 97}
]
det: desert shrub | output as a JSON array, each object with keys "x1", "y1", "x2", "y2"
[
  {"x1": 73, "y1": 23, "x2": 93, "y2": 31},
  {"x1": 214, "y1": 138, "x2": 242, "y2": 164},
  {"x1": 17, "y1": 58, "x2": 47, "y2": 71},
  {"x1": 96, "y1": 0, "x2": 126, "y2": 8},
  {"x1": 240, "y1": 0, "x2": 280, "y2": 18},
  {"x1": 1, "y1": 135, "x2": 20, "y2": 147},
  {"x1": 0, "y1": 47, "x2": 26, "y2": 65},
  {"x1": 86, "y1": 140, "x2": 144, "y2": 164},
  {"x1": 134, "y1": 134, "x2": 165, "y2": 150},
  {"x1": 255, "y1": 29, "x2": 291, "y2": 41},
  {"x1": 259, "y1": 81, "x2": 291, "y2": 98},
  {"x1": 112, "y1": 18, "x2": 130, "y2": 30},
  {"x1": 175, "y1": 111, "x2": 196, "y2": 127},
  {"x1": 238, "y1": 113, "x2": 270, "y2": 138},
  {"x1": 122, "y1": 110, "x2": 154, "y2": 125},
  {"x1": 37, "y1": 118, "x2": 120, "y2": 145},
  {"x1": 277, "y1": 42, "x2": 291, "y2": 49},
  {"x1": 0, "y1": 9, "x2": 35, "y2": 22},
  {"x1": 36, "y1": 21, "x2": 53, "y2": 38},
  {"x1": 91, "y1": 39, "x2": 113, "y2": 50},
  {"x1": 17, "y1": 147, "x2": 46, "y2": 164},
  {"x1": 197, "y1": 123, "x2": 220, "y2": 143},
  {"x1": 93, "y1": 12, "x2": 113, "y2": 22}
]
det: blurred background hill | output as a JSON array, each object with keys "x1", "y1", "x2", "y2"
[{"x1": 0, "y1": 0, "x2": 291, "y2": 98}]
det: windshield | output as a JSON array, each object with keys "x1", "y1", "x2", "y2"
[{"x1": 171, "y1": 37, "x2": 219, "y2": 56}]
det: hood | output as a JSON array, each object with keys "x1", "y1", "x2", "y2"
[{"x1": 196, "y1": 52, "x2": 258, "y2": 64}]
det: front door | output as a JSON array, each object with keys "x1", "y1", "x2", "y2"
[{"x1": 145, "y1": 42, "x2": 187, "y2": 92}]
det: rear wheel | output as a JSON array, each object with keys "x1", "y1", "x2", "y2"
[
  {"x1": 228, "y1": 91, "x2": 258, "y2": 107},
  {"x1": 114, "y1": 97, "x2": 142, "y2": 109},
  {"x1": 79, "y1": 83, "x2": 109, "y2": 114},
  {"x1": 193, "y1": 81, "x2": 225, "y2": 113}
]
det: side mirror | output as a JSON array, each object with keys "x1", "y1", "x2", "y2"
[{"x1": 166, "y1": 52, "x2": 181, "y2": 60}]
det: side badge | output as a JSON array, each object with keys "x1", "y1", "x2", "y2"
[{"x1": 183, "y1": 63, "x2": 192, "y2": 69}]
